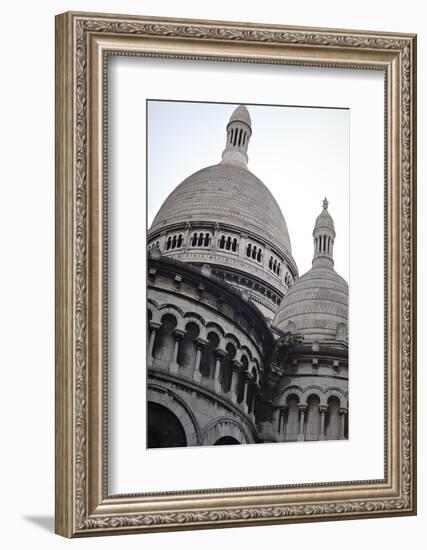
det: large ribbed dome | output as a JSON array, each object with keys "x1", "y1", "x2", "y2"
[
  {"x1": 150, "y1": 162, "x2": 292, "y2": 255},
  {"x1": 273, "y1": 264, "x2": 348, "y2": 341}
]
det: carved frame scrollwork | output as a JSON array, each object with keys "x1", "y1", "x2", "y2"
[{"x1": 55, "y1": 11, "x2": 416, "y2": 537}]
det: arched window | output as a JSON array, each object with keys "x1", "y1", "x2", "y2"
[
  {"x1": 256, "y1": 249, "x2": 262, "y2": 262},
  {"x1": 251, "y1": 246, "x2": 257, "y2": 259},
  {"x1": 166, "y1": 236, "x2": 172, "y2": 250},
  {"x1": 198, "y1": 233, "x2": 204, "y2": 246},
  {"x1": 214, "y1": 436, "x2": 240, "y2": 445},
  {"x1": 191, "y1": 233, "x2": 198, "y2": 246},
  {"x1": 199, "y1": 332, "x2": 219, "y2": 379},
  {"x1": 177, "y1": 234, "x2": 183, "y2": 247},
  {"x1": 277, "y1": 264, "x2": 281, "y2": 275},
  {"x1": 226, "y1": 236, "x2": 232, "y2": 250},
  {"x1": 204, "y1": 233, "x2": 210, "y2": 246},
  {"x1": 171, "y1": 235, "x2": 177, "y2": 249},
  {"x1": 153, "y1": 314, "x2": 177, "y2": 364},
  {"x1": 269, "y1": 257, "x2": 273, "y2": 269},
  {"x1": 147, "y1": 403, "x2": 187, "y2": 448},
  {"x1": 232, "y1": 238, "x2": 237, "y2": 252},
  {"x1": 219, "y1": 235, "x2": 226, "y2": 249},
  {"x1": 177, "y1": 322, "x2": 199, "y2": 369},
  {"x1": 246, "y1": 244, "x2": 252, "y2": 257}
]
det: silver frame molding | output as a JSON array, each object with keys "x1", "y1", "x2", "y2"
[{"x1": 55, "y1": 11, "x2": 417, "y2": 538}]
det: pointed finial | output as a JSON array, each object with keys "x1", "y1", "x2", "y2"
[
  {"x1": 221, "y1": 104, "x2": 252, "y2": 167},
  {"x1": 312, "y1": 197, "x2": 335, "y2": 266}
]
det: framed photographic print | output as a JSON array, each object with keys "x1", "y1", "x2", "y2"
[{"x1": 55, "y1": 11, "x2": 417, "y2": 537}]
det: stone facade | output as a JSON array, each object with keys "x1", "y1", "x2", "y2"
[{"x1": 147, "y1": 105, "x2": 348, "y2": 447}]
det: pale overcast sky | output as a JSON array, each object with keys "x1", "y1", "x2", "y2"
[{"x1": 147, "y1": 100, "x2": 349, "y2": 281}]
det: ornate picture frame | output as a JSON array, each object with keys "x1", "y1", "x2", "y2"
[{"x1": 55, "y1": 11, "x2": 417, "y2": 537}]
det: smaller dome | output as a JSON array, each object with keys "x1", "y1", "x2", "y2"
[
  {"x1": 228, "y1": 105, "x2": 252, "y2": 129},
  {"x1": 274, "y1": 198, "x2": 347, "y2": 342},
  {"x1": 273, "y1": 265, "x2": 348, "y2": 342},
  {"x1": 313, "y1": 198, "x2": 335, "y2": 235}
]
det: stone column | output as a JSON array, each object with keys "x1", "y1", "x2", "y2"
[
  {"x1": 183, "y1": 223, "x2": 191, "y2": 251},
  {"x1": 169, "y1": 329, "x2": 185, "y2": 374},
  {"x1": 212, "y1": 223, "x2": 219, "y2": 250},
  {"x1": 241, "y1": 376, "x2": 250, "y2": 412},
  {"x1": 319, "y1": 405, "x2": 327, "y2": 441},
  {"x1": 192, "y1": 338, "x2": 207, "y2": 383},
  {"x1": 147, "y1": 322, "x2": 161, "y2": 364},
  {"x1": 230, "y1": 360, "x2": 242, "y2": 403},
  {"x1": 239, "y1": 233, "x2": 247, "y2": 259},
  {"x1": 158, "y1": 232, "x2": 167, "y2": 251},
  {"x1": 213, "y1": 348, "x2": 226, "y2": 393},
  {"x1": 249, "y1": 383, "x2": 260, "y2": 421},
  {"x1": 297, "y1": 404, "x2": 307, "y2": 441},
  {"x1": 280, "y1": 406, "x2": 288, "y2": 435},
  {"x1": 339, "y1": 408, "x2": 347, "y2": 440},
  {"x1": 272, "y1": 406, "x2": 281, "y2": 432}
]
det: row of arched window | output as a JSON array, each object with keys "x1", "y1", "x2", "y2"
[
  {"x1": 190, "y1": 232, "x2": 210, "y2": 247},
  {"x1": 268, "y1": 256, "x2": 281, "y2": 275},
  {"x1": 165, "y1": 234, "x2": 183, "y2": 250},
  {"x1": 148, "y1": 240, "x2": 160, "y2": 250},
  {"x1": 218, "y1": 235, "x2": 238, "y2": 252},
  {"x1": 246, "y1": 243, "x2": 262, "y2": 263},
  {"x1": 149, "y1": 233, "x2": 292, "y2": 284}
]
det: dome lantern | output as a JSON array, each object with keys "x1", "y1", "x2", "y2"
[
  {"x1": 312, "y1": 198, "x2": 336, "y2": 268},
  {"x1": 221, "y1": 105, "x2": 252, "y2": 167}
]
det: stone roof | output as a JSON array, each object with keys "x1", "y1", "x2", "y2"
[
  {"x1": 273, "y1": 264, "x2": 348, "y2": 342},
  {"x1": 313, "y1": 199, "x2": 335, "y2": 235},
  {"x1": 228, "y1": 104, "x2": 252, "y2": 129},
  {"x1": 150, "y1": 162, "x2": 292, "y2": 255}
]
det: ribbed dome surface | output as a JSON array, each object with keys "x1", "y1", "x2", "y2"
[
  {"x1": 273, "y1": 264, "x2": 348, "y2": 341},
  {"x1": 150, "y1": 162, "x2": 292, "y2": 254}
]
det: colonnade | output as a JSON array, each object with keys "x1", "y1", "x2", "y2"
[
  {"x1": 148, "y1": 314, "x2": 261, "y2": 416},
  {"x1": 273, "y1": 395, "x2": 348, "y2": 441}
]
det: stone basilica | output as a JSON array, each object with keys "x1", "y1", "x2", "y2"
[{"x1": 147, "y1": 105, "x2": 348, "y2": 448}]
